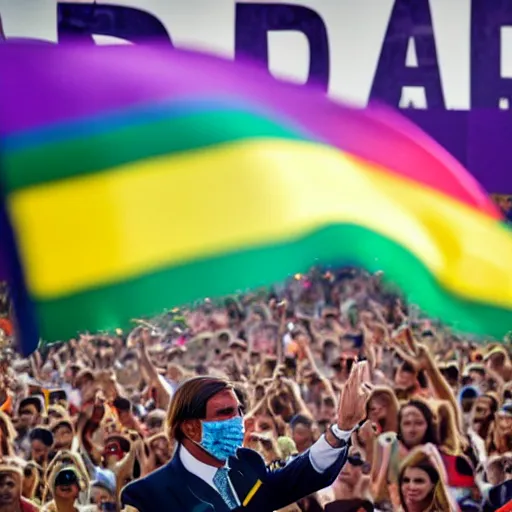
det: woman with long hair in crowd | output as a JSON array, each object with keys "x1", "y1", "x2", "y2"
[
  {"x1": 398, "y1": 445, "x2": 456, "y2": 512},
  {"x1": 372, "y1": 398, "x2": 439, "y2": 508}
]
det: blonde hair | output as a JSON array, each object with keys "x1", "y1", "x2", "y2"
[
  {"x1": 367, "y1": 386, "x2": 400, "y2": 433},
  {"x1": 434, "y1": 401, "x2": 462, "y2": 455},
  {"x1": 398, "y1": 446, "x2": 456, "y2": 512}
]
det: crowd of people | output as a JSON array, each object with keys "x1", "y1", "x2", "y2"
[{"x1": 0, "y1": 267, "x2": 511, "y2": 511}]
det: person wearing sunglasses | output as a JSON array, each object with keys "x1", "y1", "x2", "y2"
[
  {"x1": 90, "y1": 477, "x2": 117, "y2": 512},
  {"x1": 330, "y1": 445, "x2": 372, "y2": 506}
]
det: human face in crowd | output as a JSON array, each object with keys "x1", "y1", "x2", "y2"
[
  {"x1": 400, "y1": 406, "x2": 428, "y2": 449},
  {"x1": 0, "y1": 473, "x2": 19, "y2": 507},
  {"x1": 18, "y1": 405, "x2": 39, "y2": 429},
  {"x1": 367, "y1": 396, "x2": 388, "y2": 426},
  {"x1": 3, "y1": 265, "x2": 512, "y2": 511},
  {"x1": 496, "y1": 411, "x2": 512, "y2": 436},
  {"x1": 395, "y1": 366, "x2": 416, "y2": 390},
  {"x1": 468, "y1": 369, "x2": 485, "y2": 386},
  {"x1": 55, "y1": 481, "x2": 80, "y2": 502},
  {"x1": 486, "y1": 352, "x2": 506, "y2": 372},
  {"x1": 90, "y1": 485, "x2": 116, "y2": 507},
  {"x1": 146, "y1": 418, "x2": 164, "y2": 437},
  {"x1": 254, "y1": 415, "x2": 278, "y2": 438},
  {"x1": 53, "y1": 425, "x2": 74, "y2": 451},
  {"x1": 150, "y1": 437, "x2": 172, "y2": 465},
  {"x1": 401, "y1": 467, "x2": 435, "y2": 507},
  {"x1": 31, "y1": 439, "x2": 49, "y2": 465},
  {"x1": 103, "y1": 441, "x2": 124, "y2": 467},
  {"x1": 471, "y1": 396, "x2": 494, "y2": 431},
  {"x1": 291, "y1": 422, "x2": 314, "y2": 454},
  {"x1": 338, "y1": 446, "x2": 366, "y2": 487}
]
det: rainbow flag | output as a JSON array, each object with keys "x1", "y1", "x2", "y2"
[{"x1": 0, "y1": 44, "x2": 511, "y2": 355}]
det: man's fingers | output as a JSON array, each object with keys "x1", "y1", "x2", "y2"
[
  {"x1": 345, "y1": 363, "x2": 358, "y2": 391},
  {"x1": 356, "y1": 361, "x2": 369, "y2": 386}
]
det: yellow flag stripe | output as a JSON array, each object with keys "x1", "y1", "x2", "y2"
[{"x1": 7, "y1": 138, "x2": 512, "y2": 309}]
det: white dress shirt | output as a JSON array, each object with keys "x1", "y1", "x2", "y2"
[
  {"x1": 307, "y1": 430, "x2": 351, "y2": 472},
  {"x1": 180, "y1": 445, "x2": 241, "y2": 505},
  {"x1": 180, "y1": 444, "x2": 218, "y2": 488}
]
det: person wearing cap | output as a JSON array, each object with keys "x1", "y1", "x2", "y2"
[
  {"x1": 50, "y1": 421, "x2": 75, "y2": 453},
  {"x1": 0, "y1": 457, "x2": 39, "y2": 512},
  {"x1": 90, "y1": 471, "x2": 116, "y2": 510},
  {"x1": 121, "y1": 364, "x2": 369, "y2": 512},
  {"x1": 484, "y1": 347, "x2": 512, "y2": 381},
  {"x1": 47, "y1": 406, "x2": 69, "y2": 426},
  {"x1": 41, "y1": 463, "x2": 95, "y2": 512},
  {"x1": 45, "y1": 451, "x2": 91, "y2": 508},
  {"x1": 143, "y1": 410, "x2": 166, "y2": 437}
]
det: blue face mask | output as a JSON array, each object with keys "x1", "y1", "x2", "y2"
[{"x1": 198, "y1": 416, "x2": 245, "y2": 461}]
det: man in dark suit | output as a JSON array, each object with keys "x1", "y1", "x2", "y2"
[{"x1": 121, "y1": 362, "x2": 370, "y2": 512}]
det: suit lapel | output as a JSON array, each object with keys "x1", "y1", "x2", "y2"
[
  {"x1": 228, "y1": 451, "x2": 265, "y2": 508},
  {"x1": 165, "y1": 450, "x2": 230, "y2": 512}
]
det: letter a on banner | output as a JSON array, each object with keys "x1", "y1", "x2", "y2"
[
  {"x1": 235, "y1": 3, "x2": 329, "y2": 91},
  {"x1": 370, "y1": 0, "x2": 445, "y2": 108}
]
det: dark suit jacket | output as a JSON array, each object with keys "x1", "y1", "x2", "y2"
[{"x1": 121, "y1": 444, "x2": 348, "y2": 512}]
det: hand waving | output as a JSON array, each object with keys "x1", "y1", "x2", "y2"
[{"x1": 337, "y1": 361, "x2": 371, "y2": 431}]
